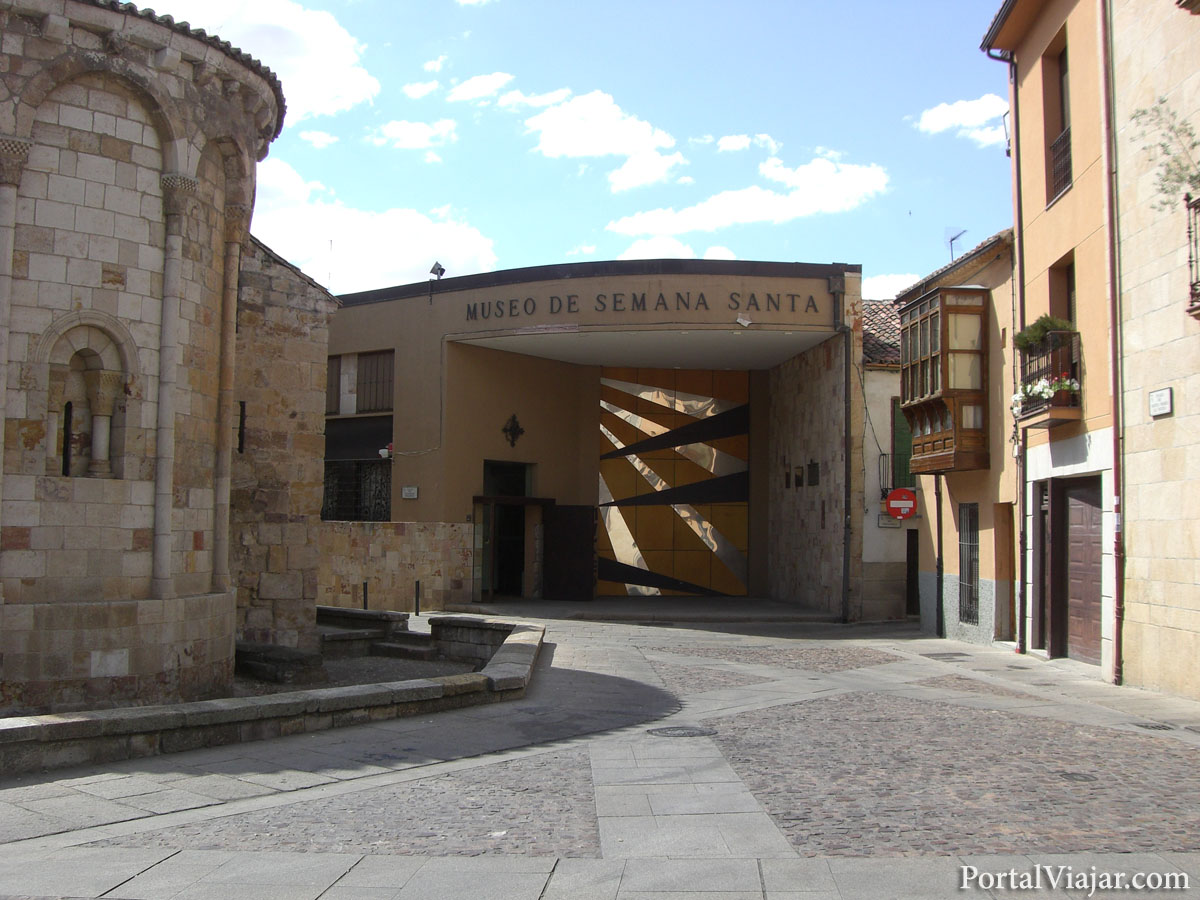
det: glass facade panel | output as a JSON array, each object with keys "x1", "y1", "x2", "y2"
[
  {"x1": 948, "y1": 313, "x2": 982, "y2": 350},
  {"x1": 949, "y1": 353, "x2": 982, "y2": 390}
]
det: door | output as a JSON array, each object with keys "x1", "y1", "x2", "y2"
[
  {"x1": 1064, "y1": 478, "x2": 1103, "y2": 664},
  {"x1": 544, "y1": 505, "x2": 597, "y2": 601},
  {"x1": 905, "y1": 529, "x2": 920, "y2": 616}
]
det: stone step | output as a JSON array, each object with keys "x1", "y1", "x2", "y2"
[
  {"x1": 318, "y1": 625, "x2": 379, "y2": 658},
  {"x1": 371, "y1": 634, "x2": 438, "y2": 661}
]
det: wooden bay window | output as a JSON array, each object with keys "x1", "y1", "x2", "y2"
[{"x1": 899, "y1": 287, "x2": 990, "y2": 473}]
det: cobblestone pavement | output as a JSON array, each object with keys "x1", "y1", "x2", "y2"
[{"x1": 2, "y1": 609, "x2": 1200, "y2": 899}]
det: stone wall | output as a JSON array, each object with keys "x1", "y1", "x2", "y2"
[
  {"x1": 767, "y1": 305, "x2": 864, "y2": 615},
  {"x1": 230, "y1": 239, "x2": 336, "y2": 651},
  {"x1": 1110, "y1": 0, "x2": 1200, "y2": 699},
  {"x1": 0, "y1": 0, "x2": 284, "y2": 713},
  {"x1": 318, "y1": 521, "x2": 473, "y2": 613}
]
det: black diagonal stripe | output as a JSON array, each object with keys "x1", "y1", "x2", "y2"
[
  {"x1": 597, "y1": 557, "x2": 727, "y2": 596},
  {"x1": 600, "y1": 404, "x2": 748, "y2": 459},
  {"x1": 600, "y1": 471, "x2": 748, "y2": 507}
]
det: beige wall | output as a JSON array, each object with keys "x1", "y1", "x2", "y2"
[
  {"x1": 1110, "y1": 0, "x2": 1200, "y2": 699},
  {"x1": 438, "y1": 344, "x2": 599, "y2": 519},
  {"x1": 906, "y1": 241, "x2": 1017, "y2": 640},
  {"x1": 1011, "y1": 0, "x2": 1114, "y2": 442}
]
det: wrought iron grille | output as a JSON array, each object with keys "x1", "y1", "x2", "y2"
[
  {"x1": 1017, "y1": 330, "x2": 1081, "y2": 417},
  {"x1": 1049, "y1": 127, "x2": 1072, "y2": 199},
  {"x1": 1188, "y1": 194, "x2": 1200, "y2": 316},
  {"x1": 958, "y1": 502, "x2": 979, "y2": 625},
  {"x1": 322, "y1": 460, "x2": 391, "y2": 521}
]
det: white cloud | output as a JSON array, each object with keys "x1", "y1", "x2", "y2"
[
  {"x1": 608, "y1": 151, "x2": 686, "y2": 193},
  {"x1": 917, "y1": 94, "x2": 1008, "y2": 146},
  {"x1": 703, "y1": 246, "x2": 737, "y2": 260},
  {"x1": 160, "y1": 0, "x2": 379, "y2": 124},
  {"x1": 607, "y1": 155, "x2": 888, "y2": 236},
  {"x1": 369, "y1": 119, "x2": 457, "y2": 149},
  {"x1": 499, "y1": 88, "x2": 572, "y2": 109},
  {"x1": 677, "y1": 175, "x2": 695, "y2": 185},
  {"x1": 566, "y1": 244, "x2": 597, "y2": 257},
  {"x1": 252, "y1": 158, "x2": 497, "y2": 294},
  {"x1": 754, "y1": 133, "x2": 781, "y2": 155},
  {"x1": 299, "y1": 130, "x2": 338, "y2": 149},
  {"x1": 430, "y1": 204, "x2": 452, "y2": 219},
  {"x1": 424, "y1": 55, "x2": 448, "y2": 72},
  {"x1": 717, "y1": 134, "x2": 752, "y2": 152},
  {"x1": 456, "y1": 0, "x2": 492, "y2": 4},
  {"x1": 403, "y1": 81, "x2": 440, "y2": 99},
  {"x1": 961, "y1": 125, "x2": 1007, "y2": 148},
  {"x1": 424, "y1": 150, "x2": 443, "y2": 163},
  {"x1": 524, "y1": 91, "x2": 685, "y2": 191},
  {"x1": 862, "y1": 273, "x2": 920, "y2": 301},
  {"x1": 689, "y1": 135, "x2": 714, "y2": 145},
  {"x1": 617, "y1": 236, "x2": 696, "y2": 260},
  {"x1": 447, "y1": 72, "x2": 515, "y2": 103}
]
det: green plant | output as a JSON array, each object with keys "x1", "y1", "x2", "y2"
[
  {"x1": 1131, "y1": 99, "x2": 1200, "y2": 209},
  {"x1": 1013, "y1": 314, "x2": 1075, "y2": 352}
]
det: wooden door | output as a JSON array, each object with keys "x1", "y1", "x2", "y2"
[
  {"x1": 544, "y1": 505, "x2": 596, "y2": 601},
  {"x1": 1064, "y1": 479, "x2": 1103, "y2": 665}
]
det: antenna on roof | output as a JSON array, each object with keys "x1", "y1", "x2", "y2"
[{"x1": 945, "y1": 227, "x2": 967, "y2": 262}]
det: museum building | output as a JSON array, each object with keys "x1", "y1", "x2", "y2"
[{"x1": 325, "y1": 259, "x2": 900, "y2": 618}]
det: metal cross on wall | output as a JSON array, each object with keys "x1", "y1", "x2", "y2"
[{"x1": 502, "y1": 413, "x2": 524, "y2": 447}]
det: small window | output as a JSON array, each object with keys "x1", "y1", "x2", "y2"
[
  {"x1": 958, "y1": 503, "x2": 980, "y2": 625},
  {"x1": 356, "y1": 350, "x2": 394, "y2": 413}
]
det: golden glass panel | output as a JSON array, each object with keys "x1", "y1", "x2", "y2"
[
  {"x1": 673, "y1": 550, "x2": 712, "y2": 589},
  {"x1": 709, "y1": 504, "x2": 748, "y2": 552},
  {"x1": 601, "y1": 377, "x2": 741, "y2": 418},
  {"x1": 634, "y1": 504, "x2": 675, "y2": 551}
]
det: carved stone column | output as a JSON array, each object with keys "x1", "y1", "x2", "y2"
[
  {"x1": 0, "y1": 137, "x2": 32, "y2": 594},
  {"x1": 212, "y1": 203, "x2": 250, "y2": 591},
  {"x1": 153, "y1": 173, "x2": 198, "y2": 599},
  {"x1": 83, "y1": 369, "x2": 124, "y2": 477}
]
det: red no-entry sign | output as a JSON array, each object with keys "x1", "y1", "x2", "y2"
[{"x1": 885, "y1": 488, "x2": 917, "y2": 520}]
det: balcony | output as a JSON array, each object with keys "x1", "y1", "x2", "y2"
[{"x1": 1015, "y1": 330, "x2": 1081, "y2": 428}]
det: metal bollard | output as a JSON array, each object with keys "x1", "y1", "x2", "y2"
[
  {"x1": 362, "y1": 580, "x2": 368, "y2": 610},
  {"x1": 414, "y1": 580, "x2": 421, "y2": 616}
]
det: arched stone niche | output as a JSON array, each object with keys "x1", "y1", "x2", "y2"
[{"x1": 35, "y1": 313, "x2": 141, "y2": 480}]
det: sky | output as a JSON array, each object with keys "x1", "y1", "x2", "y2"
[{"x1": 153, "y1": 0, "x2": 1015, "y2": 300}]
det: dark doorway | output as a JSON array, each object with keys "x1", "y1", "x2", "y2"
[
  {"x1": 905, "y1": 529, "x2": 920, "y2": 615},
  {"x1": 481, "y1": 461, "x2": 531, "y2": 598}
]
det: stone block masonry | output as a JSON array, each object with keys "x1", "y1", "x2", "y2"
[
  {"x1": 318, "y1": 520, "x2": 473, "y2": 613},
  {"x1": 1, "y1": 0, "x2": 288, "y2": 713},
  {"x1": 231, "y1": 238, "x2": 336, "y2": 653}
]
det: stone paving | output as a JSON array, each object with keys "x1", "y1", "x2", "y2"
[{"x1": 1, "y1": 609, "x2": 1200, "y2": 898}]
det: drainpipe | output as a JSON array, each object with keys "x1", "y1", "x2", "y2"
[
  {"x1": 935, "y1": 473, "x2": 945, "y2": 638},
  {"x1": 1100, "y1": 0, "x2": 1125, "y2": 684},
  {"x1": 831, "y1": 275, "x2": 852, "y2": 624},
  {"x1": 987, "y1": 45, "x2": 1028, "y2": 654}
]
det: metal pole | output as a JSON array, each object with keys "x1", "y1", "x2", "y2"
[
  {"x1": 414, "y1": 580, "x2": 421, "y2": 617},
  {"x1": 362, "y1": 580, "x2": 368, "y2": 611}
]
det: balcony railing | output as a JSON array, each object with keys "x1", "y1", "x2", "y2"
[
  {"x1": 1049, "y1": 127, "x2": 1072, "y2": 199},
  {"x1": 1017, "y1": 330, "x2": 1081, "y2": 427},
  {"x1": 1188, "y1": 193, "x2": 1200, "y2": 317}
]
